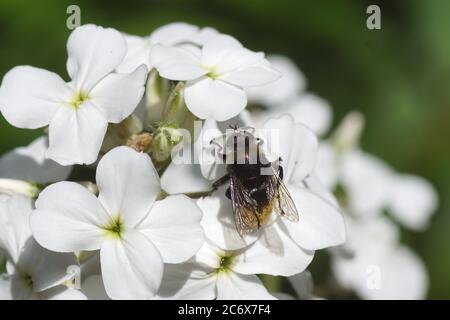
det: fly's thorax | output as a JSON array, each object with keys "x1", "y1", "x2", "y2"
[{"x1": 220, "y1": 130, "x2": 267, "y2": 166}]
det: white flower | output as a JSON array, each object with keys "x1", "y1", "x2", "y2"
[
  {"x1": 245, "y1": 54, "x2": 332, "y2": 136},
  {"x1": 156, "y1": 241, "x2": 276, "y2": 300},
  {"x1": 317, "y1": 143, "x2": 438, "y2": 230},
  {"x1": 288, "y1": 271, "x2": 320, "y2": 300},
  {"x1": 385, "y1": 174, "x2": 438, "y2": 231},
  {"x1": 0, "y1": 136, "x2": 71, "y2": 183},
  {"x1": 0, "y1": 24, "x2": 148, "y2": 165},
  {"x1": 251, "y1": 94, "x2": 333, "y2": 137},
  {"x1": 316, "y1": 112, "x2": 438, "y2": 230},
  {"x1": 246, "y1": 54, "x2": 306, "y2": 107},
  {"x1": 30, "y1": 146, "x2": 204, "y2": 299},
  {"x1": 0, "y1": 195, "x2": 85, "y2": 300},
  {"x1": 117, "y1": 22, "x2": 218, "y2": 73},
  {"x1": 332, "y1": 215, "x2": 428, "y2": 300},
  {"x1": 150, "y1": 34, "x2": 280, "y2": 121},
  {"x1": 0, "y1": 179, "x2": 39, "y2": 198},
  {"x1": 274, "y1": 271, "x2": 320, "y2": 300}
]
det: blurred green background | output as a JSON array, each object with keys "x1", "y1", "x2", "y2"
[{"x1": 0, "y1": 0, "x2": 449, "y2": 299}]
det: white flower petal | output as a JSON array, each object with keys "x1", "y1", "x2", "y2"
[
  {"x1": 281, "y1": 186, "x2": 346, "y2": 250},
  {"x1": 246, "y1": 54, "x2": 306, "y2": 106},
  {"x1": 288, "y1": 271, "x2": 315, "y2": 300},
  {"x1": 138, "y1": 195, "x2": 204, "y2": 263},
  {"x1": 262, "y1": 114, "x2": 318, "y2": 183},
  {"x1": 0, "y1": 136, "x2": 72, "y2": 183},
  {"x1": 201, "y1": 34, "x2": 242, "y2": 63},
  {"x1": 0, "y1": 274, "x2": 14, "y2": 300},
  {"x1": 193, "y1": 242, "x2": 223, "y2": 269},
  {"x1": 0, "y1": 195, "x2": 33, "y2": 264},
  {"x1": 342, "y1": 215, "x2": 399, "y2": 255},
  {"x1": 100, "y1": 230, "x2": 163, "y2": 299},
  {"x1": 198, "y1": 119, "x2": 227, "y2": 180},
  {"x1": 197, "y1": 193, "x2": 258, "y2": 251},
  {"x1": 341, "y1": 150, "x2": 392, "y2": 215},
  {"x1": 161, "y1": 128, "x2": 213, "y2": 194},
  {"x1": 0, "y1": 274, "x2": 34, "y2": 300},
  {"x1": 233, "y1": 222, "x2": 314, "y2": 276},
  {"x1": 31, "y1": 181, "x2": 109, "y2": 252},
  {"x1": 18, "y1": 238, "x2": 77, "y2": 292},
  {"x1": 315, "y1": 142, "x2": 339, "y2": 189},
  {"x1": 201, "y1": 34, "x2": 264, "y2": 74},
  {"x1": 67, "y1": 24, "x2": 126, "y2": 92},
  {"x1": 97, "y1": 146, "x2": 160, "y2": 227},
  {"x1": 149, "y1": 22, "x2": 199, "y2": 45},
  {"x1": 220, "y1": 59, "x2": 280, "y2": 88},
  {"x1": 156, "y1": 263, "x2": 216, "y2": 300},
  {"x1": 187, "y1": 27, "x2": 219, "y2": 46},
  {"x1": 287, "y1": 94, "x2": 333, "y2": 136},
  {"x1": 116, "y1": 34, "x2": 151, "y2": 73},
  {"x1": 161, "y1": 162, "x2": 212, "y2": 194},
  {"x1": 332, "y1": 238, "x2": 428, "y2": 300},
  {"x1": 45, "y1": 287, "x2": 87, "y2": 300},
  {"x1": 89, "y1": 65, "x2": 147, "y2": 123},
  {"x1": 386, "y1": 174, "x2": 438, "y2": 230},
  {"x1": 302, "y1": 172, "x2": 339, "y2": 207},
  {"x1": 184, "y1": 77, "x2": 247, "y2": 121},
  {"x1": 0, "y1": 66, "x2": 71, "y2": 129},
  {"x1": 150, "y1": 45, "x2": 206, "y2": 80},
  {"x1": 47, "y1": 102, "x2": 108, "y2": 165},
  {"x1": 216, "y1": 272, "x2": 275, "y2": 300},
  {"x1": 259, "y1": 94, "x2": 333, "y2": 136}
]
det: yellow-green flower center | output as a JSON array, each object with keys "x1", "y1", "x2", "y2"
[
  {"x1": 216, "y1": 253, "x2": 235, "y2": 274},
  {"x1": 70, "y1": 91, "x2": 89, "y2": 109},
  {"x1": 202, "y1": 65, "x2": 219, "y2": 79},
  {"x1": 23, "y1": 273, "x2": 33, "y2": 288},
  {"x1": 103, "y1": 215, "x2": 124, "y2": 239}
]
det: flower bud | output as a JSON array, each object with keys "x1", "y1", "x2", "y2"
[
  {"x1": 151, "y1": 124, "x2": 184, "y2": 163},
  {"x1": 145, "y1": 69, "x2": 170, "y2": 130},
  {"x1": 331, "y1": 111, "x2": 365, "y2": 154},
  {"x1": 0, "y1": 178, "x2": 39, "y2": 198}
]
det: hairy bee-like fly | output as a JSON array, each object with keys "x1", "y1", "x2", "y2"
[{"x1": 210, "y1": 126, "x2": 299, "y2": 236}]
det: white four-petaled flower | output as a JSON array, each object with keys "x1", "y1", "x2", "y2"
[
  {"x1": 30, "y1": 146, "x2": 204, "y2": 299},
  {"x1": 0, "y1": 195, "x2": 85, "y2": 300},
  {"x1": 117, "y1": 22, "x2": 218, "y2": 73},
  {"x1": 0, "y1": 24, "x2": 148, "y2": 165},
  {"x1": 150, "y1": 34, "x2": 280, "y2": 121}
]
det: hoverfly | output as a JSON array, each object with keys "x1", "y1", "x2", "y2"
[{"x1": 210, "y1": 126, "x2": 299, "y2": 236}]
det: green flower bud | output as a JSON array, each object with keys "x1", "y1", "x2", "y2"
[
  {"x1": 331, "y1": 111, "x2": 365, "y2": 154},
  {"x1": 151, "y1": 124, "x2": 184, "y2": 163},
  {"x1": 0, "y1": 178, "x2": 40, "y2": 198},
  {"x1": 145, "y1": 69, "x2": 171, "y2": 130},
  {"x1": 163, "y1": 81, "x2": 197, "y2": 135}
]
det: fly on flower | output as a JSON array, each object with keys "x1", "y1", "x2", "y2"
[{"x1": 210, "y1": 126, "x2": 299, "y2": 236}]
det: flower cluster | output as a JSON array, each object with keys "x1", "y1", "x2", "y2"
[{"x1": 0, "y1": 22, "x2": 436, "y2": 300}]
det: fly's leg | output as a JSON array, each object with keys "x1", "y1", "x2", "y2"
[
  {"x1": 208, "y1": 173, "x2": 230, "y2": 195},
  {"x1": 278, "y1": 162, "x2": 284, "y2": 180},
  {"x1": 225, "y1": 187, "x2": 231, "y2": 200}
]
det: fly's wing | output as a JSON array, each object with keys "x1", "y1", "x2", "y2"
[
  {"x1": 270, "y1": 167, "x2": 299, "y2": 222},
  {"x1": 229, "y1": 173, "x2": 261, "y2": 236}
]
